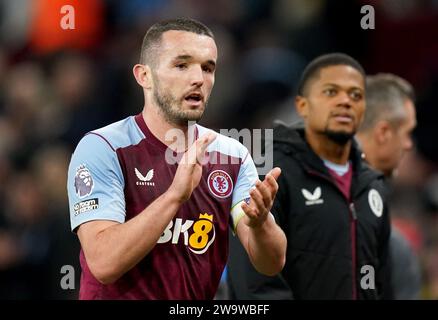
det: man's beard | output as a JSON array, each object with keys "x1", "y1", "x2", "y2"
[
  {"x1": 153, "y1": 80, "x2": 206, "y2": 127},
  {"x1": 324, "y1": 128, "x2": 355, "y2": 145}
]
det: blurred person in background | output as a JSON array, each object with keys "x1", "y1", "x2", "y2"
[
  {"x1": 357, "y1": 74, "x2": 417, "y2": 178},
  {"x1": 49, "y1": 52, "x2": 117, "y2": 147},
  {"x1": 31, "y1": 145, "x2": 81, "y2": 298},
  {"x1": 0, "y1": 172, "x2": 53, "y2": 299},
  {"x1": 356, "y1": 73, "x2": 421, "y2": 299},
  {"x1": 0, "y1": 145, "x2": 80, "y2": 299},
  {"x1": 67, "y1": 18, "x2": 286, "y2": 300},
  {"x1": 228, "y1": 53, "x2": 392, "y2": 300}
]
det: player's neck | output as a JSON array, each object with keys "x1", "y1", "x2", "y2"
[
  {"x1": 141, "y1": 107, "x2": 195, "y2": 152},
  {"x1": 305, "y1": 129, "x2": 351, "y2": 165}
]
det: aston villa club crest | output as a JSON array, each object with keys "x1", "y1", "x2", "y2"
[
  {"x1": 368, "y1": 189, "x2": 383, "y2": 217},
  {"x1": 207, "y1": 170, "x2": 233, "y2": 199}
]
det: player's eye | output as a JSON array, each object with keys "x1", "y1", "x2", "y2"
[
  {"x1": 323, "y1": 88, "x2": 337, "y2": 96},
  {"x1": 202, "y1": 65, "x2": 214, "y2": 73},
  {"x1": 349, "y1": 90, "x2": 363, "y2": 101},
  {"x1": 175, "y1": 63, "x2": 187, "y2": 70}
]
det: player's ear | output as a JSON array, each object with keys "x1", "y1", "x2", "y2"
[
  {"x1": 133, "y1": 64, "x2": 153, "y2": 89},
  {"x1": 374, "y1": 120, "x2": 392, "y2": 145},
  {"x1": 295, "y1": 95, "x2": 309, "y2": 119}
]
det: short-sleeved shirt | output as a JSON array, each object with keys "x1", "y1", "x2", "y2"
[{"x1": 67, "y1": 114, "x2": 257, "y2": 299}]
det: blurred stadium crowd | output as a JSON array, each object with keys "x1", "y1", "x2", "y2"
[{"x1": 0, "y1": 0, "x2": 438, "y2": 299}]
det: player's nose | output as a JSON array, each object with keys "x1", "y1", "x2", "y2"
[
  {"x1": 335, "y1": 91, "x2": 352, "y2": 108},
  {"x1": 190, "y1": 65, "x2": 204, "y2": 87}
]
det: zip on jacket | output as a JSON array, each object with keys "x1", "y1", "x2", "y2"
[{"x1": 306, "y1": 167, "x2": 359, "y2": 300}]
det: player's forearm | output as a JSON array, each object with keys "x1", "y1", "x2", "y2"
[
  {"x1": 87, "y1": 189, "x2": 183, "y2": 284},
  {"x1": 247, "y1": 215, "x2": 286, "y2": 276}
]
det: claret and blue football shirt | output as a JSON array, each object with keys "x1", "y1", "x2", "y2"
[{"x1": 67, "y1": 114, "x2": 258, "y2": 299}]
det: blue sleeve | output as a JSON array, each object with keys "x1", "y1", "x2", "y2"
[
  {"x1": 230, "y1": 151, "x2": 258, "y2": 229},
  {"x1": 67, "y1": 133, "x2": 126, "y2": 232}
]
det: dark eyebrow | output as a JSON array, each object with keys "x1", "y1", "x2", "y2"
[
  {"x1": 323, "y1": 83, "x2": 363, "y2": 91},
  {"x1": 323, "y1": 83, "x2": 340, "y2": 88},
  {"x1": 173, "y1": 55, "x2": 193, "y2": 61},
  {"x1": 172, "y1": 55, "x2": 216, "y2": 68}
]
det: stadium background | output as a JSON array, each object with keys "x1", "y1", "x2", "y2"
[{"x1": 0, "y1": 0, "x2": 437, "y2": 299}]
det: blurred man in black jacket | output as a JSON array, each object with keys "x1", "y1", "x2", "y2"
[{"x1": 356, "y1": 73, "x2": 421, "y2": 299}]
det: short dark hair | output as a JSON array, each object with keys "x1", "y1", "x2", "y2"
[
  {"x1": 297, "y1": 53, "x2": 366, "y2": 96},
  {"x1": 359, "y1": 73, "x2": 415, "y2": 132},
  {"x1": 139, "y1": 18, "x2": 214, "y2": 66}
]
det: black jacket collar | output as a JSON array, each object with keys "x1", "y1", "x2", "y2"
[{"x1": 271, "y1": 122, "x2": 383, "y2": 196}]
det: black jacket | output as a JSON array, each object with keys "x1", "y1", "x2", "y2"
[{"x1": 228, "y1": 124, "x2": 392, "y2": 300}]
